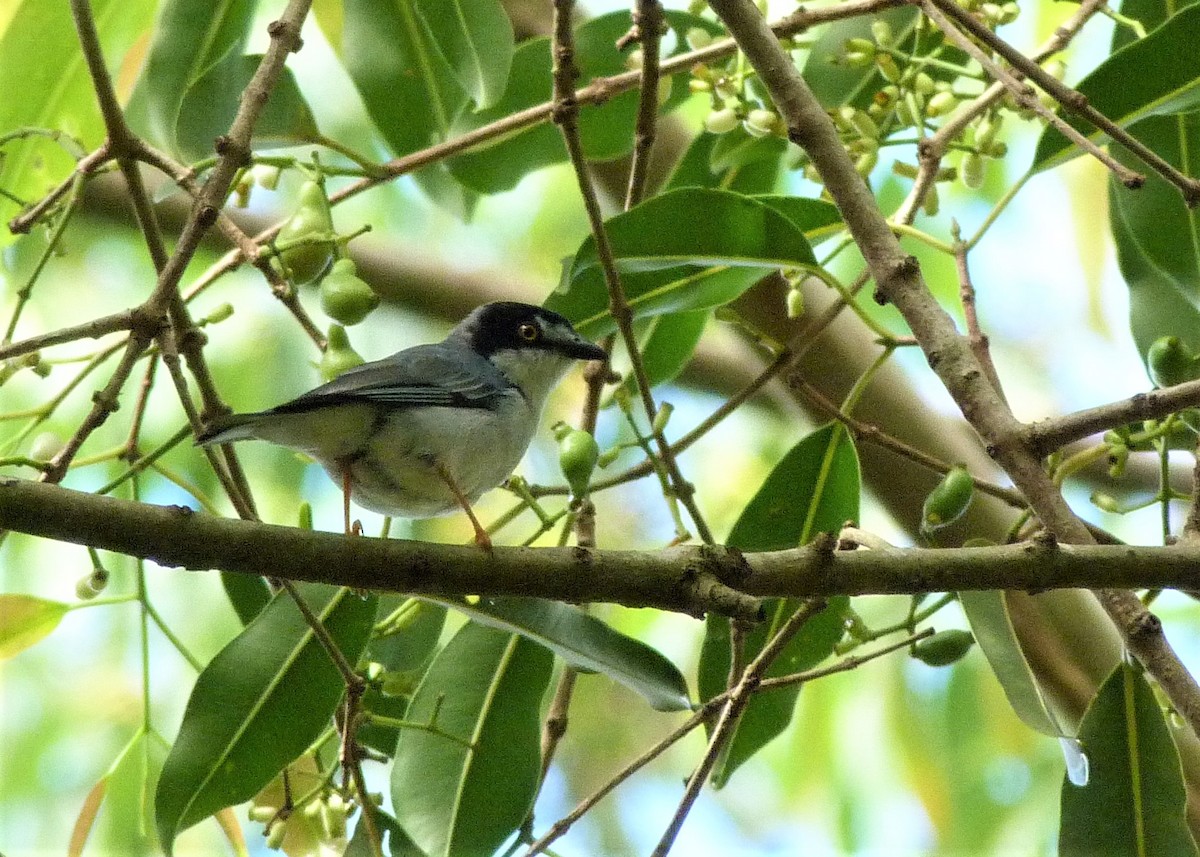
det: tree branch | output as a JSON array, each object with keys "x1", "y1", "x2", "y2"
[{"x1": 13, "y1": 479, "x2": 1200, "y2": 606}]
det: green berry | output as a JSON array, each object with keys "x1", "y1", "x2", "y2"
[
  {"x1": 277, "y1": 179, "x2": 335, "y2": 285},
  {"x1": 921, "y1": 465, "x2": 973, "y2": 533},
  {"x1": 557, "y1": 427, "x2": 600, "y2": 497},
  {"x1": 319, "y1": 324, "x2": 365, "y2": 382},
  {"x1": 704, "y1": 107, "x2": 739, "y2": 135},
  {"x1": 961, "y1": 152, "x2": 986, "y2": 190},
  {"x1": 1147, "y1": 336, "x2": 1200, "y2": 388},
  {"x1": 871, "y1": 20, "x2": 894, "y2": 46},
  {"x1": 743, "y1": 108, "x2": 779, "y2": 137},
  {"x1": 912, "y1": 629, "x2": 975, "y2": 666},
  {"x1": 319, "y1": 259, "x2": 380, "y2": 326}
]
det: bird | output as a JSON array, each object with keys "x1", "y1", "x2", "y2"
[{"x1": 196, "y1": 301, "x2": 606, "y2": 547}]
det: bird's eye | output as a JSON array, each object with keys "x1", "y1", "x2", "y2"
[{"x1": 518, "y1": 323, "x2": 540, "y2": 342}]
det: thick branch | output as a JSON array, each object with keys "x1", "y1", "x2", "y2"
[{"x1": 10, "y1": 479, "x2": 1200, "y2": 606}]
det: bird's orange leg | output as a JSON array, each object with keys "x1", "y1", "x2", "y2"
[
  {"x1": 434, "y1": 463, "x2": 492, "y2": 551},
  {"x1": 341, "y1": 464, "x2": 361, "y2": 537}
]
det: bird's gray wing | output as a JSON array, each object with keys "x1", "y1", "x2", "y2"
[{"x1": 267, "y1": 343, "x2": 515, "y2": 415}]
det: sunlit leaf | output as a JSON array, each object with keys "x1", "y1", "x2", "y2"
[
  {"x1": 0, "y1": 0, "x2": 155, "y2": 242},
  {"x1": 549, "y1": 188, "x2": 817, "y2": 336},
  {"x1": 155, "y1": 585, "x2": 376, "y2": 855},
  {"x1": 426, "y1": 596, "x2": 691, "y2": 712},
  {"x1": 0, "y1": 594, "x2": 69, "y2": 659},
  {"x1": 698, "y1": 423, "x2": 860, "y2": 786},
  {"x1": 1059, "y1": 663, "x2": 1198, "y2": 856},
  {"x1": 959, "y1": 590, "x2": 1067, "y2": 737},
  {"x1": 391, "y1": 622, "x2": 552, "y2": 857},
  {"x1": 1032, "y1": 3, "x2": 1200, "y2": 172},
  {"x1": 415, "y1": 0, "x2": 513, "y2": 110}
]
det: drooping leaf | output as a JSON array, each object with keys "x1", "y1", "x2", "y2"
[
  {"x1": 612, "y1": 310, "x2": 710, "y2": 402},
  {"x1": 414, "y1": 0, "x2": 513, "y2": 110},
  {"x1": 340, "y1": 0, "x2": 467, "y2": 157},
  {"x1": 0, "y1": 0, "x2": 155, "y2": 242},
  {"x1": 220, "y1": 571, "x2": 272, "y2": 625},
  {"x1": 548, "y1": 188, "x2": 817, "y2": 337},
  {"x1": 125, "y1": 0, "x2": 254, "y2": 151},
  {"x1": 391, "y1": 622, "x2": 552, "y2": 857},
  {"x1": 1032, "y1": 3, "x2": 1200, "y2": 172},
  {"x1": 958, "y1": 590, "x2": 1067, "y2": 737},
  {"x1": 447, "y1": 11, "x2": 723, "y2": 194},
  {"x1": 426, "y1": 596, "x2": 691, "y2": 712},
  {"x1": 175, "y1": 55, "x2": 321, "y2": 161},
  {"x1": 0, "y1": 594, "x2": 69, "y2": 659},
  {"x1": 1059, "y1": 663, "x2": 1198, "y2": 857},
  {"x1": 155, "y1": 585, "x2": 376, "y2": 855},
  {"x1": 697, "y1": 423, "x2": 860, "y2": 786}
]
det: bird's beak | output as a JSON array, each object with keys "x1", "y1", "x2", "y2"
[{"x1": 564, "y1": 336, "x2": 607, "y2": 362}]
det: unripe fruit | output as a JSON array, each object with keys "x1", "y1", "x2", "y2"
[
  {"x1": 926, "y1": 90, "x2": 957, "y2": 117},
  {"x1": 961, "y1": 152, "x2": 986, "y2": 189},
  {"x1": 912, "y1": 629, "x2": 975, "y2": 666},
  {"x1": 554, "y1": 422, "x2": 600, "y2": 497},
  {"x1": 1147, "y1": 336, "x2": 1200, "y2": 388},
  {"x1": 29, "y1": 431, "x2": 64, "y2": 461},
  {"x1": 319, "y1": 259, "x2": 380, "y2": 326},
  {"x1": 914, "y1": 72, "x2": 935, "y2": 96},
  {"x1": 319, "y1": 324, "x2": 365, "y2": 382},
  {"x1": 253, "y1": 164, "x2": 281, "y2": 191},
  {"x1": 786, "y1": 287, "x2": 805, "y2": 318},
  {"x1": 921, "y1": 465, "x2": 973, "y2": 533},
  {"x1": 686, "y1": 27, "x2": 714, "y2": 50},
  {"x1": 876, "y1": 53, "x2": 901, "y2": 82},
  {"x1": 277, "y1": 179, "x2": 335, "y2": 285},
  {"x1": 871, "y1": 20, "x2": 893, "y2": 46},
  {"x1": 704, "y1": 107, "x2": 739, "y2": 135},
  {"x1": 743, "y1": 108, "x2": 779, "y2": 137}
]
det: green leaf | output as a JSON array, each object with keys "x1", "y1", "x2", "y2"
[
  {"x1": 612, "y1": 310, "x2": 710, "y2": 402},
  {"x1": 698, "y1": 423, "x2": 860, "y2": 786},
  {"x1": 665, "y1": 129, "x2": 783, "y2": 195},
  {"x1": 1059, "y1": 663, "x2": 1198, "y2": 856},
  {"x1": 391, "y1": 622, "x2": 552, "y2": 857},
  {"x1": 0, "y1": 594, "x2": 69, "y2": 659},
  {"x1": 548, "y1": 188, "x2": 817, "y2": 337},
  {"x1": 414, "y1": 0, "x2": 513, "y2": 110},
  {"x1": 219, "y1": 571, "x2": 272, "y2": 625},
  {"x1": 447, "y1": 11, "x2": 723, "y2": 194},
  {"x1": 174, "y1": 54, "x2": 321, "y2": 161},
  {"x1": 425, "y1": 596, "x2": 691, "y2": 712},
  {"x1": 0, "y1": 0, "x2": 155, "y2": 243},
  {"x1": 1032, "y1": 3, "x2": 1200, "y2": 172},
  {"x1": 340, "y1": 0, "x2": 466, "y2": 157},
  {"x1": 959, "y1": 590, "x2": 1067, "y2": 737},
  {"x1": 753, "y1": 195, "x2": 845, "y2": 243},
  {"x1": 126, "y1": 0, "x2": 255, "y2": 151},
  {"x1": 155, "y1": 585, "x2": 376, "y2": 854}
]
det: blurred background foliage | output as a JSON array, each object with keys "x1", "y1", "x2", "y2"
[{"x1": 2, "y1": 0, "x2": 1199, "y2": 854}]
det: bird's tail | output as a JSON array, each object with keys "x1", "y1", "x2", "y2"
[{"x1": 194, "y1": 413, "x2": 264, "y2": 446}]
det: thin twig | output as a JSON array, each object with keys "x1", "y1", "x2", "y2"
[
  {"x1": 650, "y1": 598, "x2": 827, "y2": 856},
  {"x1": 624, "y1": 0, "x2": 664, "y2": 209},
  {"x1": 921, "y1": 0, "x2": 1200, "y2": 204},
  {"x1": 550, "y1": 0, "x2": 714, "y2": 544},
  {"x1": 914, "y1": 0, "x2": 1143, "y2": 189},
  {"x1": 951, "y1": 226, "x2": 1005, "y2": 406}
]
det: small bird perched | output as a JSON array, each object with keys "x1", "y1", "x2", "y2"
[{"x1": 196, "y1": 301, "x2": 605, "y2": 546}]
